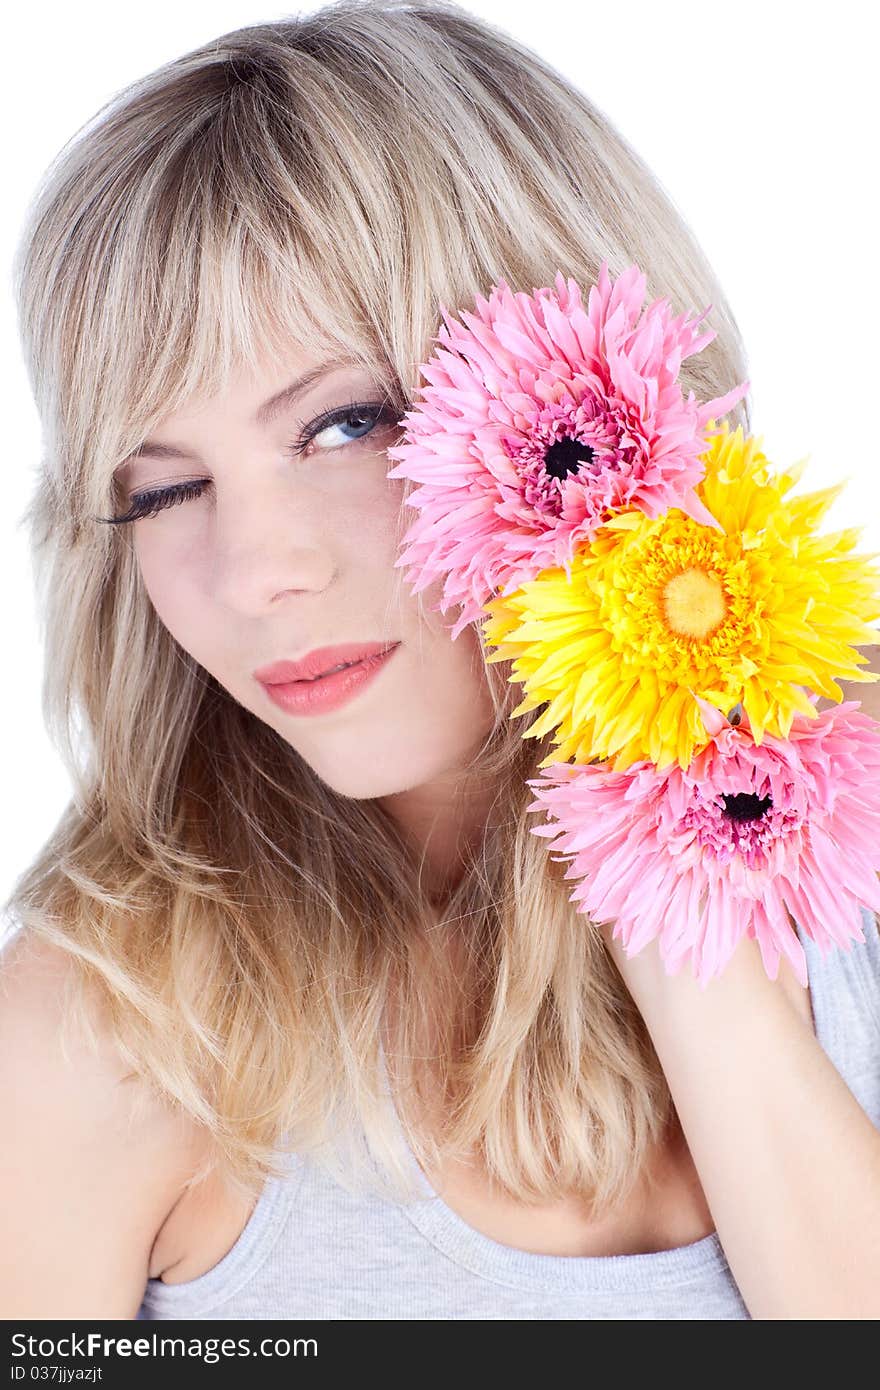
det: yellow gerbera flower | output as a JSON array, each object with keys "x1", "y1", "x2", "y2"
[{"x1": 481, "y1": 420, "x2": 880, "y2": 771}]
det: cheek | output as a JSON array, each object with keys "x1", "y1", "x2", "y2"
[
  {"x1": 406, "y1": 623, "x2": 496, "y2": 742},
  {"x1": 134, "y1": 530, "x2": 207, "y2": 651},
  {"x1": 353, "y1": 474, "x2": 411, "y2": 563}
]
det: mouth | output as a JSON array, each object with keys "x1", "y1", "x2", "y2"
[
  {"x1": 254, "y1": 641, "x2": 400, "y2": 686},
  {"x1": 257, "y1": 642, "x2": 401, "y2": 716},
  {"x1": 297, "y1": 657, "x2": 367, "y2": 682}
]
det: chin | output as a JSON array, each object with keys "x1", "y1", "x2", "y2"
[{"x1": 304, "y1": 759, "x2": 414, "y2": 802}]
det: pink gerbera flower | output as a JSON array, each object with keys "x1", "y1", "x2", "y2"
[
  {"x1": 386, "y1": 261, "x2": 750, "y2": 638},
  {"x1": 525, "y1": 699, "x2": 880, "y2": 988}
]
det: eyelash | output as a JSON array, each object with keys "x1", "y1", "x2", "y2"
[{"x1": 103, "y1": 398, "x2": 403, "y2": 525}]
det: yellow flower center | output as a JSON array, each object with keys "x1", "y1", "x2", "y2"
[{"x1": 662, "y1": 567, "x2": 727, "y2": 639}]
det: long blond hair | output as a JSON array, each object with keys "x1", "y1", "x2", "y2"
[{"x1": 7, "y1": 0, "x2": 750, "y2": 1211}]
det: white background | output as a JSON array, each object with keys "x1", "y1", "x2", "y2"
[{"x1": 2, "y1": 0, "x2": 878, "y2": 905}]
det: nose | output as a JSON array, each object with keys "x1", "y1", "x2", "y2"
[{"x1": 208, "y1": 479, "x2": 338, "y2": 614}]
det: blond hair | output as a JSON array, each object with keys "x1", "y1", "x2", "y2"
[{"x1": 7, "y1": 0, "x2": 750, "y2": 1211}]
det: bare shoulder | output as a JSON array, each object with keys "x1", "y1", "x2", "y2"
[{"x1": 0, "y1": 929, "x2": 208, "y2": 1318}]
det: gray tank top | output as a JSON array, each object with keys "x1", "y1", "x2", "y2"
[{"x1": 137, "y1": 910, "x2": 880, "y2": 1320}]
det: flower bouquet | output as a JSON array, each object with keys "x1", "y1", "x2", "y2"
[{"x1": 386, "y1": 261, "x2": 880, "y2": 987}]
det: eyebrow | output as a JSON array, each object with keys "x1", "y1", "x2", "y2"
[{"x1": 117, "y1": 360, "x2": 352, "y2": 468}]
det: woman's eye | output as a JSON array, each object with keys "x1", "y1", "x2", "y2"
[
  {"x1": 102, "y1": 399, "x2": 404, "y2": 525},
  {"x1": 104, "y1": 479, "x2": 210, "y2": 526},
  {"x1": 293, "y1": 400, "x2": 400, "y2": 454}
]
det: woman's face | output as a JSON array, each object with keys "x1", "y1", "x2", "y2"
[{"x1": 115, "y1": 353, "x2": 496, "y2": 801}]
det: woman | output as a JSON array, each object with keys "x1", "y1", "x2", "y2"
[{"x1": 3, "y1": 0, "x2": 879, "y2": 1321}]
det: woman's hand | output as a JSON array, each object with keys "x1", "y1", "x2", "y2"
[
  {"x1": 591, "y1": 649, "x2": 880, "y2": 1318},
  {"x1": 598, "y1": 899, "x2": 880, "y2": 1319}
]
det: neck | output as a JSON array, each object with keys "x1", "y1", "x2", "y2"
[{"x1": 380, "y1": 767, "x2": 498, "y2": 901}]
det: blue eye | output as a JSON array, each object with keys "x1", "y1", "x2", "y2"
[
  {"x1": 100, "y1": 399, "x2": 404, "y2": 525},
  {"x1": 294, "y1": 403, "x2": 387, "y2": 452}
]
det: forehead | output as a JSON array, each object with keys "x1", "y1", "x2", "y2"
[
  {"x1": 160, "y1": 356, "x2": 366, "y2": 429},
  {"x1": 114, "y1": 355, "x2": 378, "y2": 479}
]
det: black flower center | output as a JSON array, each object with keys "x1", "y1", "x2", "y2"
[
  {"x1": 544, "y1": 436, "x2": 595, "y2": 481},
  {"x1": 721, "y1": 792, "x2": 772, "y2": 823}
]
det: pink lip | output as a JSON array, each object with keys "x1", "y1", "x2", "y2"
[
  {"x1": 256, "y1": 642, "x2": 401, "y2": 717},
  {"x1": 254, "y1": 641, "x2": 400, "y2": 685}
]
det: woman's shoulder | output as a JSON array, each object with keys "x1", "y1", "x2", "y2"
[
  {"x1": 0, "y1": 921, "x2": 209, "y2": 1174},
  {"x1": 0, "y1": 921, "x2": 208, "y2": 1316}
]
